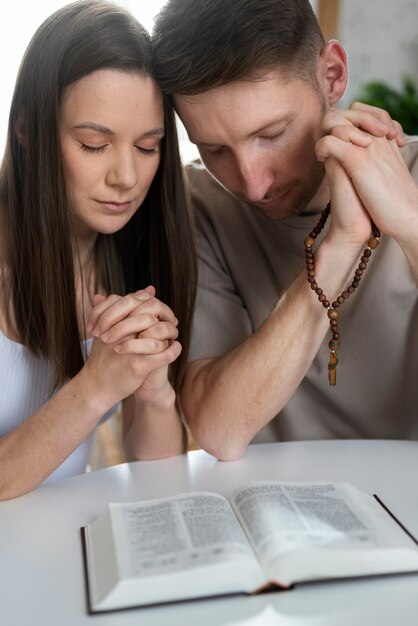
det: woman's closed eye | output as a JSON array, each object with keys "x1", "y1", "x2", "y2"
[
  {"x1": 79, "y1": 143, "x2": 160, "y2": 156},
  {"x1": 136, "y1": 145, "x2": 160, "y2": 156},
  {"x1": 80, "y1": 143, "x2": 108, "y2": 153}
]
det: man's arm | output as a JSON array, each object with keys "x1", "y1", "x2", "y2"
[
  {"x1": 181, "y1": 234, "x2": 368, "y2": 460},
  {"x1": 181, "y1": 108, "x2": 405, "y2": 461}
]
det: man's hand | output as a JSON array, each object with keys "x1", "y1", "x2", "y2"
[
  {"x1": 321, "y1": 102, "x2": 405, "y2": 148},
  {"x1": 316, "y1": 103, "x2": 401, "y2": 248},
  {"x1": 317, "y1": 112, "x2": 418, "y2": 243}
]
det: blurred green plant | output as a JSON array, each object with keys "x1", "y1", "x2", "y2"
[{"x1": 356, "y1": 76, "x2": 418, "y2": 135}]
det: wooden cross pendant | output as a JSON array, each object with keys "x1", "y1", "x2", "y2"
[{"x1": 328, "y1": 350, "x2": 338, "y2": 386}]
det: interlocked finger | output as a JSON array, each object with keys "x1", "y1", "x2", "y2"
[
  {"x1": 138, "y1": 321, "x2": 179, "y2": 341},
  {"x1": 101, "y1": 313, "x2": 159, "y2": 343},
  {"x1": 322, "y1": 106, "x2": 403, "y2": 145},
  {"x1": 115, "y1": 336, "x2": 170, "y2": 355},
  {"x1": 329, "y1": 124, "x2": 373, "y2": 147}
]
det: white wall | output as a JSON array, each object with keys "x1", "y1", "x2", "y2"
[{"x1": 339, "y1": 0, "x2": 418, "y2": 105}]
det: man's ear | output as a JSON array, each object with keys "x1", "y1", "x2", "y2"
[
  {"x1": 317, "y1": 40, "x2": 348, "y2": 106},
  {"x1": 14, "y1": 108, "x2": 26, "y2": 146}
]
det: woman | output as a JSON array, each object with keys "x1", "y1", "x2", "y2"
[{"x1": 0, "y1": 0, "x2": 196, "y2": 499}]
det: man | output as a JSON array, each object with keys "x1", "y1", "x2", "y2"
[{"x1": 152, "y1": 0, "x2": 418, "y2": 459}]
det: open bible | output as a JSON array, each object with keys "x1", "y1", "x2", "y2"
[{"x1": 81, "y1": 481, "x2": 418, "y2": 612}]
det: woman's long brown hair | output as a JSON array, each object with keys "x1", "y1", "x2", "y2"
[{"x1": 0, "y1": 0, "x2": 196, "y2": 392}]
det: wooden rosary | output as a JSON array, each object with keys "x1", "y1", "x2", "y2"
[{"x1": 304, "y1": 203, "x2": 380, "y2": 386}]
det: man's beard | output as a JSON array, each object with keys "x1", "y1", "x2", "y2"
[{"x1": 249, "y1": 158, "x2": 326, "y2": 221}]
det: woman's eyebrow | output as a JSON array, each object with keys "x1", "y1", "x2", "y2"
[
  {"x1": 72, "y1": 123, "x2": 165, "y2": 138},
  {"x1": 140, "y1": 127, "x2": 165, "y2": 138},
  {"x1": 73, "y1": 122, "x2": 114, "y2": 135}
]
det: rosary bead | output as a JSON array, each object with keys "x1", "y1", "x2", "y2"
[
  {"x1": 304, "y1": 201, "x2": 378, "y2": 387},
  {"x1": 327, "y1": 308, "x2": 339, "y2": 320},
  {"x1": 368, "y1": 237, "x2": 379, "y2": 249}
]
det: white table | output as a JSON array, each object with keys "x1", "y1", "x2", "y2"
[{"x1": 1, "y1": 439, "x2": 418, "y2": 626}]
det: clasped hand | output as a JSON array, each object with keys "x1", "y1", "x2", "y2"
[
  {"x1": 84, "y1": 286, "x2": 180, "y2": 408},
  {"x1": 316, "y1": 102, "x2": 418, "y2": 247}
]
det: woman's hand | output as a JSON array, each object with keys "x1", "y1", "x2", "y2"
[
  {"x1": 87, "y1": 288, "x2": 185, "y2": 461},
  {"x1": 86, "y1": 288, "x2": 181, "y2": 407}
]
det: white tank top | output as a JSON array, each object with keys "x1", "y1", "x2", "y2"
[{"x1": 0, "y1": 329, "x2": 116, "y2": 484}]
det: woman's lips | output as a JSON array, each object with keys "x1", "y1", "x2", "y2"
[{"x1": 98, "y1": 200, "x2": 132, "y2": 212}]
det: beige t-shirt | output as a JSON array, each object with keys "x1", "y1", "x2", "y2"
[{"x1": 187, "y1": 138, "x2": 418, "y2": 443}]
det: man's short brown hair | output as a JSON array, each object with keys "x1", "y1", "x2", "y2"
[{"x1": 152, "y1": 0, "x2": 325, "y2": 95}]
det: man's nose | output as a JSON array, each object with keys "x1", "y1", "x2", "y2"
[{"x1": 237, "y1": 154, "x2": 275, "y2": 202}]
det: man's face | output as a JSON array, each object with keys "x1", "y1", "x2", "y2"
[{"x1": 175, "y1": 70, "x2": 328, "y2": 220}]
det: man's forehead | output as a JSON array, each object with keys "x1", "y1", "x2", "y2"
[
  {"x1": 174, "y1": 69, "x2": 291, "y2": 105},
  {"x1": 174, "y1": 72, "x2": 310, "y2": 144}
]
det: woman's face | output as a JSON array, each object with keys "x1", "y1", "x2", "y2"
[{"x1": 59, "y1": 69, "x2": 164, "y2": 243}]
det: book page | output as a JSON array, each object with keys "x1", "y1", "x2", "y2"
[
  {"x1": 112, "y1": 493, "x2": 254, "y2": 576},
  {"x1": 86, "y1": 492, "x2": 266, "y2": 610},
  {"x1": 230, "y1": 481, "x2": 418, "y2": 585}
]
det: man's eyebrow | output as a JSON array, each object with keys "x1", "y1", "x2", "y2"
[
  {"x1": 248, "y1": 118, "x2": 289, "y2": 137},
  {"x1": 192, "y1": 118, "x2": 289, "y2": 146},
  {"x1": 72, "y1": 123, "x2": 165, "y2": 138}
]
